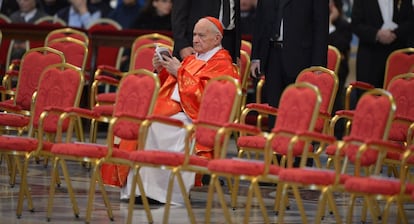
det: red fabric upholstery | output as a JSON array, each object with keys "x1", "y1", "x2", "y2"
[
  {"x1": 131, "y1": 45, "x2": 159, "y2": 71},
  {"x1": 208, "y1": 158, "x2": 281, "y2": 176},
  {"x1": 387, "y1": 76, "x2": 414, "y2": 142},
  {"x1": 129, "y1": 150, "x2": 210, "y2": 167},
  {"x1": 279, "y1": 167, "x2": 350, "y2": 185},
  {"x1": 15, "y1": 50, "x2": 64, "y2": 110},
  {"x1": 92, "y1": 105, "x2": 114, "y2": 116},
  {"x1": 327, "y1": 47, "x2": 340, "y2": 72},
  {"x1": 33, "y1": 67, "x2": 82, "y2": 133},
  {"x1": 345, "y1": 176, "x2": 414, "y2": 195},
  {"x1": 51, "y1": 143, "x2": 129, "y2": 159},
  {"x1": 48, "y1": 40, "x2": 86, "y2": 70},
  {"x1": 87, "y1": 19, "x2": 122, "y2": 68},
  {"x1": 343, "y1": 94, "x2": 392, "y2": 165},
  {"x1": 0, "y1": 113, "x2": 30, "y2": 127},
  {"x1": 0, "y1": 135, "x2": 53, "y2": 152},
  {"x1": 296, "y1": 71, "x2": 335, "y2": 132},
  {"x1": 112, "y1": 72, "x2": 158, "y2": 140},
  {"x1": 271, "y1": 86, "x2": 319, "y2": 156},
  {"x1": 384, "y1": 51, "x2": 414, "y2": 89},
  {"x1": 195, "y1": 79, "x2": 238, "y2": 148},
  {"x1": 96, "y1": 93, "x2": 116, "y2": 103}
]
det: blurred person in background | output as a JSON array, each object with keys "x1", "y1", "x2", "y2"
[
  {"x1": 240, "y1": 0, "x2": 256, "y2": 36},
  {"x1": 55, "y1": 0, "x2": 101, "y2": 28},
  {"x1": 328, "y1": 0, "x2": 352, "y2": 139},
  {"x1": 132, "y1": 0, "x2": 172, "y2": 30}
]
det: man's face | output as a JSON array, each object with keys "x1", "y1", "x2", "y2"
[
  {"x1": 192, "y1": 19, "x2": 220, "y2": 54},
  {"x1": 17, "y1": 0, "x2": 36, "y2": 13}
]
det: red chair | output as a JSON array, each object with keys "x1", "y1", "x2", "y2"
[
  {"x1": 327, "y1": 45, "x2": 341, "y2": 75},
  {"x1": 0, "y1": 13, "x2": 12, "y2": 76},
  {"x1": 86, "y1": 18, "x2": 123, "y2": 72},
  {"x1": 88, "y1": 43, "x2": 172, "y2": 143},
  {"x1": 46, "y1": 69, "x2": 160, "y2": 223},
  {"x1": 0, "y1": 63, "x2": 84, "y2": 218},
  {"x1": 126, "y1": 76, "x2": 242, "y2": 224},
  {"x1": 238, "y1": 66, "x2": 338, "y2": 169},
  {"x1": 344, "y1": 47, "x2": 414, "y2": 111},
  {"x1": 29, "y1": 16, "x2": 67, "y2": 49},
  {"x1": 278, "y1": 88, "x2": 396, "y2": 224},
  {"x1": 0, "y1": 47, "x2": 65, "y2": 135},
  {"x1": 206, "y1": 82, "x2": 325, "y2": 223}
]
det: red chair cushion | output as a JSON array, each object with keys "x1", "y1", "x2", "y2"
[
  {"x1": 0, "y1": 135, "x2": 53, "y2": 152},
  {"x1": 51, "y1": 143, "x2": 129, "y2": 159},
  {"x1": 279, "y1": 167, "x2": 350, "y2": 185},
  {"x1": 208, "y1": 158, "x2": 281, "y2": 176},
  {"x1": 0, "y1": 113, "x2": 30, "y2": 127},
  {"x1": 96, "y1": 93, "x2": 116, "y2": 103},
  {"x1": 345, "y1": 176, "x2": 414, "y2": 195},
  {"x1": 92, "y1": 105, "x2": 114, "y2": 116}
]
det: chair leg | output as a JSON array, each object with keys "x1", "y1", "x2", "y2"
[
  {"x1": 16, "y1": 155, "x2": 34, "y2": 218},
  {"x1": 173, "y1": 169, "x2": 196, "y2": 224},
  {"x1": 127, "y1": 165, "x2": 153, "y2": 224},
  {"x1": 212, "y1": 174, "x2": 233, "y2": 224},
  {"x1": 96, "y1": 168, "x2": 114, "y2": 221},
  {"x1": 346, "y1": 194, "x2": 357, "y2": 224},
  {"x1": 243, "y1": 179, "x2": 269, "y2": 224},
  {"x1": 205, "y1": 174, "x2": 215, "y2": 224}
]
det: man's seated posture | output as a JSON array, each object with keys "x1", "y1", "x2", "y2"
[{"x1": 119, "y1": 17, "x2": 239, "y2": 204}]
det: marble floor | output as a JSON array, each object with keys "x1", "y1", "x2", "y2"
[{"x1": 1, "y1": 138, "x2": 414, "y2": 224}]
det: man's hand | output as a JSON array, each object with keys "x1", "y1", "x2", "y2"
[
  {"x1": 152, "y1": 53, "x2": 163, "y2": 73},
  {"x1": 250, "y1": 61, "x2": 261, "y2": 79},
  {"x1": 69, "y1": 0, "x2": 88, "y2": 15},
  {"x1": 160, "y1": 56, "x2": 181, "y2": 77},
  {"x1": 179, "y1": 47, "x2": 195, "y2": 59},
  {"x1": 376, "y1": 29, "x2": 396, "y2": 45}
]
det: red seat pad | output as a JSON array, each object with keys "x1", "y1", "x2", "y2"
[
  {"x1": 279, "y1": 167, "x2": 350, "y2": 185},
  {"x1": 345, "y1": 176, "x2": 414, "y2": 195},
  {"x1": 92, "y1": 104, "x2": 114, "y2": 116},
  {"x1": 51, "y1": 143, "x2": 129, "y2": 159},
  {"x1": 208, "y1": 158, "x2": 281, "y2": 176},
  {"x1": 128, "y1": 150, "x2": 209, "y2": 167},
  {"x1": 0, "y1": 135, "x2": 53, "y2": 152},
  {"x1": 96, "y1": 93, "x2": 116, "y2": 103},
  {"x1": 0, "y1": 113, "x2": 30, "y2": 127},
  {"x1": 237, "y1": 135, "x2": 266, "y2": 149}
]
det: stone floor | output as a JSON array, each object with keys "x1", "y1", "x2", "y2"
[{"x1": 1, "y1": 138, "x2": 413, "y2": 224}]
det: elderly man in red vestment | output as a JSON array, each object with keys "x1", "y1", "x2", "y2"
[{"x1": 119, "y1": 16, "x2": 239, "y2": 205}]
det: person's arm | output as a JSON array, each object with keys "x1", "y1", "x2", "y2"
[
  {"x1": 351, "y1": 0, "x2": 380, "y2": 43},
  {"x1": 171, "y1": 0, "x2": 193, "y2": 59}
]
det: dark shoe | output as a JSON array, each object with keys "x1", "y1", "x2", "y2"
[
  {"x1": 201, "y1": 175, "x2": 224, "y2": 186},
  {"x1": 134, "y1": 196, "x2": 164, "y2": 205}
]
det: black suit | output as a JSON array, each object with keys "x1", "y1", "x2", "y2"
[
  {"x1": 352, "y1": 0, "x2": 414, "y2": 89},
  {"x1": 251, "y1": 0, "x2": 329, "y2": 129},
  {"x1": 171, "y1": 0, "x2": 241, "y2": 62}
]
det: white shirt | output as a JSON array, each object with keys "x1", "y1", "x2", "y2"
[
  {"x1": 20, "y1": 9, "x2": 37, "y2": 22},
  {"x1": 378, "y1": 0, "x2": 398, "y2": 30}
]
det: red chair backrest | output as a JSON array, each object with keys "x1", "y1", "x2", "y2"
[
  {"x1": 271, "y1": 82, "x2": 322, "y2": 156},
  {"x1": 383, "y1": 48, "x2": 414, "y2": 89},
  {"x1": 87, "y1": 19, "x2": 123, "y2": 69},
  {"x1": 195, "y1": 76, "x2": 242, "y2": 148},
  {"x1": 345, "y1": 89, "x2": 395, "y2": 165},
  {"x1": 112, "y1": 69, "x2": 160, "y2": 140},
  {"x1": 327, "y1": 45, "x2": 341, "y2": 75},
  {"x1": 131, "y1": 33, "x2": 173, "y2": 54},
  {"x1": 130, "y1": 43, "x2": 172, "y2": 71},
  {"x1": 296, "y1": 66, "x2": 338, "y2": 132},
  {"x1": 33, "y1": 63, "x2": 84, "y2": 132},
  {"x1": 387, "y1": 73, "x2": 414, "y2": 142},
  {"x1": 46, "y1": 37, "x2": 88, "y2": 71},
  {"x1": 14, "y1": 47, "x2": 65, "y2": 110}
]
